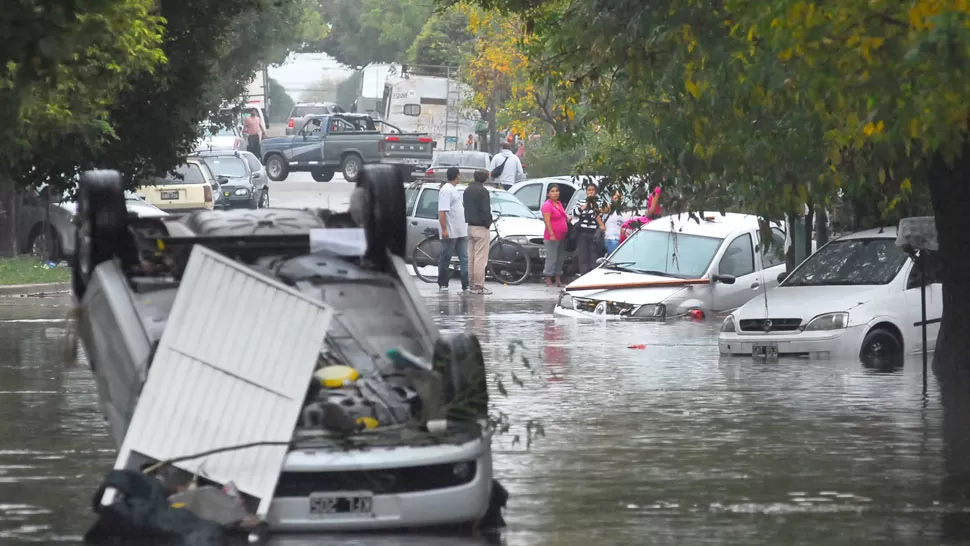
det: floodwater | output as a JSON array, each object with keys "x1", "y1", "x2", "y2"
[{"x1": 0, "y1": 287, "x2": 964, "y2": 545}]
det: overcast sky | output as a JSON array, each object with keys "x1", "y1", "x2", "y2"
[{"x1": 268, "y1": 53, "x2": 355, "y2": 101}]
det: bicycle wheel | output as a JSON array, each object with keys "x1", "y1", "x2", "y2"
[
  {"x1": 411, "y1": 236, "x2": 442, "y2": 284},
  {"x1": 488, "y1": 239, "x2": 531, "y2": 285}
]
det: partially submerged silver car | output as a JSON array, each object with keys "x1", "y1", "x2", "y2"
[{"x1": 73, "y1": 167, "x2": 501, "y2": 532}]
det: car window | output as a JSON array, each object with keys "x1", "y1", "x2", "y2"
[
  {"x1": 434, "y1": 152, "x2": 489, "y2": 169},
  {"x1": 415, "y1": 189, "x2": 439, "y2": 219},
  {"x1": 906, "y1": 250, "x2": 943, "y2": 289},
  {"x1": 759, "y1": 227, "x2": 786, "y2": 269},
  {"x1": 784, "y1": 238, "x2": 907, "y2": 286},
  {"x1": 292, "y1": 105, "x2": 332, "y2": 117},
  {"x1": 244, "y1": 154, "x2": 261, "y2": 172},
  {"x1": 405, "y1": 188, "x2": 419, "y2": 215},
  {"x1": 154, "y1": 163, "x2": 206, "y2": 185},
  {"x1": 513, "y1": 183, "x2": 543, "y2": 210},
  {"x1": 719, "y1": 233, "x2": 755, "y2": 277},
  {"x1": 202, "y1": 156, "x2": 248, "y2": 178},
  {"x1": 559, "y1": 185, "x2": 577, "y2": 207},
  {"x1": 606, "y1": 230, "x2": 723, "y2": 278}
]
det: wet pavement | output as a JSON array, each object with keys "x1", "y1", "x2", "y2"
[{"x1": 0, "y1": 286, "x2": 964, "y2": 545}]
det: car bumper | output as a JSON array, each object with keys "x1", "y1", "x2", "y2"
[
  {"x1": 215, "y1": 195, "x2": 256, "y2": 209},
  {"x1": 718, "y1": 325, "x2": 867, "y2": 357},
  {"x1": 266, "y1": 438, "x2": 493, "y2": 532}
]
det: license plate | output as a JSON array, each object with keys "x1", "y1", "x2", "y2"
[
  {"x1": 308, "y1": 492, "x2": 373, "y2": 517},
  {"x1": 538, "y1": 248, "x2": 546, "y2": 258},
  {"x1": 752, "y1": 342, "x2": 779, "y2": 359},
  {"x1": 160, "y1": 190, "x2": 179, "y2": 200}
]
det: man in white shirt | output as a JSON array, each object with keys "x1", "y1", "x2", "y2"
[
  {"x1": 437, "y1": 167, "x2": 469, "y2": 292},
  {"x1": 489, "y1": 142, "x2": 525, "y2": 189}
]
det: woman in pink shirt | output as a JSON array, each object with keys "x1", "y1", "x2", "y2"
[{"x1": 540, "y1": 184, "x2": 570, "y2": 287}]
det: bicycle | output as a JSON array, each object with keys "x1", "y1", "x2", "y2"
[{"x1": 410, "y1": 212, "x2": 532, "y2": 285}]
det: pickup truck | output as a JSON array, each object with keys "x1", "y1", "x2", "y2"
[{"x1": 260, "y1": 113, "x2": 434, "y2": 183}]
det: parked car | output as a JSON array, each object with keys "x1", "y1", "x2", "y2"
[
  {"x1": 240, "y1": 150, "x2": 270, "y2": 206},
  {"x1": 284, "y1": 102, "x2": 344, "y2": 136},
  {"x1": 508, "y1": 176, "x2": 580, "y2": 213},
  {"x1": 71, "y1": 166, "x2": 502, "y2": 533},
  {"x1": 554, "y1": 213, "x2": 788, "y2": 319},
  {"x1": 261, "y1": 114, "x2": 433, "y2": 183},
  {"x1": 195, "y1": 122, "x2": 245, "y2": 152},
  {"x1": 718, "y1": 226, "x2": 941, "y2": 360},
  {"x1": 137, "y1": 158, "x2": 220, "y2": 212},
  {"x1": 424, "y1": 151, "x2": 493, "y2": 183},
  {"x1": 193, "y1": 150, "x2": 268, "y2": 209},
  {"x1": 18, "y1": 187, "x2": 167, "y2": 261},
  {"x1": 404, "y1": 182, "x2": 550, "y2": 269}
]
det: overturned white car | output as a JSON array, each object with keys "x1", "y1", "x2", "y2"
[{"x1": 72, "y1": 167, "x2": 502, "y2": 534}]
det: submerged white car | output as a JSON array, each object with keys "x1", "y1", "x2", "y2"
[
  {"x1": 73, "y1": 167, "x2": 502, "y2": 533},
  {"x1": 555, "y1": 213, "x2": 788, "y2": 319},
  {"x1": 719, "y1": 227, "x2": 942, "y2": 360}
]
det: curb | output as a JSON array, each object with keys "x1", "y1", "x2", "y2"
[{"x1": 0, "y1": 282, "x2": 72, "y2": 298}]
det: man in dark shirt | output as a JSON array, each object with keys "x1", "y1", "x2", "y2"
[{"x1": 463, "y1": 169, "x2": 492, "y2": 294}]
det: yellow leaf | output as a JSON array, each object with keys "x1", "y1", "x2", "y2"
[
  {"x1": 685, "y1": 79, "x2": 700, "y2": 98},
  {"x1": 901, "y1": 178, "x2": 912, "y2": 192},
  {"x1": 778, "y1": 48, "x2": 793, "y2": 61},
  {"x1": 878, "y1": 168, "x2": 886, "y2": 184}
]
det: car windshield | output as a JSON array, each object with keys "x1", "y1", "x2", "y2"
[
  {"x1": 293, "y1": 105, "x2": 332, "y2": 117},
  {"x1": 434, "y1": 152, "x2": 489, "y2": 169},
  {"x1": 202, "y1": 156, "x2": 248, "y2": 178},
  {"x1": 783, "y1": 237, "x2": 907, "y2": 286},
  {"x1": 605, "y1": 229, "x2": 723, "y2": 278}
]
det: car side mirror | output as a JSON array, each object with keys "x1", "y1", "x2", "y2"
[
  {"x1": 596, "y1": 257, "x2": 606, "y2": 265},
  {"x1": 217, "y1": 175, "x2": 229, "y2": 185},
  {"x1": 777, "y1": 271, "x2": 788, "y2": 284},
  {"x1": 712, "y1": 274, "x2": 736, "y2": 285}
]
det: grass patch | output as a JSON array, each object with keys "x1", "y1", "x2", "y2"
[{"x1": 0, "y1": 257, "x2": 71, "y2": 285}]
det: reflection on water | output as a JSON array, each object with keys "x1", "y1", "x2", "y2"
[{"x1": 0, "y1": 291, "x2": 963, "y2": 545}]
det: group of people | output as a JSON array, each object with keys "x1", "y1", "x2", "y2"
[
  {"x1": 435, "y1": 143, "x2": 526, "y2": 295},
  {"x1": 539, "y1": 182, "x2": 663, "y2": 287}
]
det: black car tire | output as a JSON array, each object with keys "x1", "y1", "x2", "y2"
[
  {"x1": 860, "y1": 328, "x2": 903, "y2": 364},
  {"x1": 360, "y1": 164, "x2": 407, "y2": 260},
  {"x1": 258, "y1": 189, "x2": 269, "y2": 208},
  {"x1": 310, "y1": 169, "x2": 335, "y2": 182},
  {"x1": 72, "y1": 170, "x2": 130, "y2": 299},
  {"x1": 341, "y1": 154, "x2": 362, "y2": 182},
  {"x1": 433, "y1": 332, "x2": 488, "y2": 421},
  {"x1": 265, "y1": 154, "x2": 289, "y2": 182}
]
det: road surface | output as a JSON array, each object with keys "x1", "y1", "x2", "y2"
[{"x1": 267, "y1": 172, "x2": 355, "y2": 211}]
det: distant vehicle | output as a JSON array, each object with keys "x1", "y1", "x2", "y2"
[
  {"x1": 285, "y1": 102, "x2": 344, "y2": 136},
  {"x1": 719, "y1": 226, "x2": 941, "y2": 360},
  {"x1": 508, "y1": 177, "x2": 580, "y2": 212},
  {"x1": 192, "y1": 150, "x2": 268, "y2": 209},
  {"x1": 380, "y1": 65, "x2": 480, "y2": 151},
  {"x1": 18, "y1": 188, "x2": 167, "y2": 261},
  {"x1": 261, "y1": 113, "x2": 434, "y2": 183},
  {"x1": 195, "y1": 122, "x2": 245, "y2": 153},
  {"x1": 424, "y1": 151, "x2": 492, "y2": 183},
  {"x1": 554, "y1": 213, "x2": 788, "y2": 320},
  {"x1": 138, "y1": 158, "x2": 220, "y2": 212}
]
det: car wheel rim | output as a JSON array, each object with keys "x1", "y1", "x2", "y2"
[
  {"x1": 346, "y1": 161, "x2": 358, "y2": 178},
  {"x1": 268, "y1": 160, "x2": 280, "y2": 177}
]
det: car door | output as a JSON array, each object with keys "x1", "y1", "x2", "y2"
[
  {"x1": 903, "y1": 251, "x2": 943, "y2": 354},
  {"x1": 711, "y1": 232, "x2": 763, "y2": 312},
  {"x1": 292, "y1": 118, "x2": 326, "y2": 165},
  {"x1": 511, "y1": 181, "x2": 544, "y2": 212},
  {"x1": 243, "y1": 153, "x2": 267, "y2": 194},
  {"x1": 756, "y1": 226, "x2": 788, "y2": 289},
  {"x1": 406, "y1": 187, "x2": 440, "y2": 254}
]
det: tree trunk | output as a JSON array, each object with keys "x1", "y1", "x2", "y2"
[
  {"x1": 803, "y1": 206, "x2": 814, "y2": 258},
  {"x1": 814, "y1": 206, "x2": 829, "y2": 247},
  {"x1": 0, "y1": 175, "x2": 18, "y2": 257},
  {"x1": 486, "y1": 102, "x2": 499, "y2": 155},
  {"x1": 927, "y1": 145, "x2": 970, "y2": 374}
]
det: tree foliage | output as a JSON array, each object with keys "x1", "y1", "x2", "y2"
[
  {"x1": 303, "y1": 0, "x2": 433, "y2": 67},
  {"x1": 407, "y1": 5, "x2": 474, "y2": 67},
  {"x1": 267, "y1": 77, "x2": 296, "y2": 123}
]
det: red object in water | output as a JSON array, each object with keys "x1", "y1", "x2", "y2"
[
  {"x1": 627, "y1": 344, "x2": 646, "y2": 349},
  {"x1": 689, "y1": 309, "x2": 705, "y2": 320}
]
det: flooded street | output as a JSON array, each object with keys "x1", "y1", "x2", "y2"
[{"x1": 0, "y1": 288, "x2": 961, "y2": 545}]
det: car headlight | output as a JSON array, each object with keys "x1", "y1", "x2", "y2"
[
  {"x1": 634, "y1": 303, "x2": 666, "y2": 319},
  {"x1": 234, "y1": 188, "x2": 250, "y2": 196},
  {"x1": 803, "y1": 312, "x2": 848, "y2": 331},
  {"x1": 557, "y1": 292, "x2": 574, "y2": 310},
  {"x1": 720, "y1": 315, "x2": 736, "y2": 333},
  {"x1": 506, "y1": 235, "x2": 531, "y2": 245}
]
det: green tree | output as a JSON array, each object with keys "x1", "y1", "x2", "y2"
[
  {"x1": 335, "y1": 70, "x2": 364, "y2": 111},
  {"x1": 267, "y1": 77, "x2": 296, "y2": 123},
  {"x1": 303, "y1": 0, "x2": 433, "y2": 67},
  {"x1": 407, "y1": 6, "x2": 474, "y2": 66}
]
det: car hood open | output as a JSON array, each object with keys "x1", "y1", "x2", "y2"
[{"x1": 564, "y1": 267, "x2": 697, "y2": 305}]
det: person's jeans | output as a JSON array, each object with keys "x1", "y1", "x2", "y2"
[
  {"x1": 247, "y1": 134, "x2": 261, "y2": 159},
  {"x1": 604, "y1": 238, "x2": 620, "y2": 255},
  {"x1": 575, "y1": 229, "x2": 602, "y2": 275},
  {"x1": 467, "y1": 226, "x2": 491, "y2": 290},
  {"x1": 438, "y1": 236, "x2": 469, "y2": 290},
  {"x1": 542, "y1": 239, "x2": 566, "y2": 277}
]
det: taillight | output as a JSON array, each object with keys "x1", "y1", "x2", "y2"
[
  {"x1": 425, "y1": 169, "x2": 434, "y2": 178},
  {"x1": 203, "y1": 185, "x2": 213, "y2": 203},
  {"x1": 385, "y1": 136, "x2": 400, "y2": 142},
  {"x1": 418, "y1": 137, "x2": 432, "y2": 143},
  {"x1": 287, "y1": 118, "x2": 294, "y2": 128}
]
